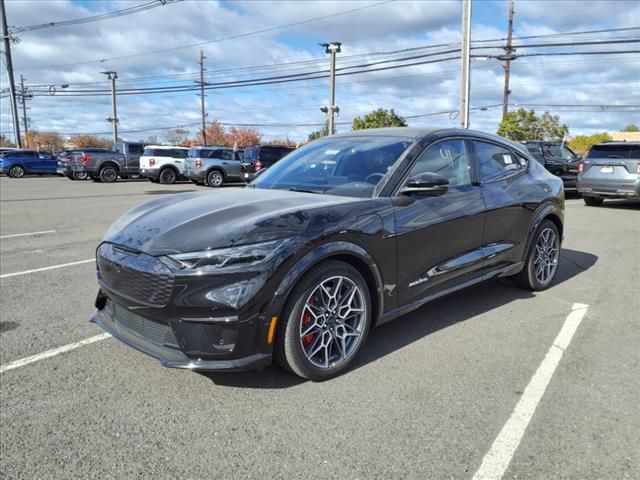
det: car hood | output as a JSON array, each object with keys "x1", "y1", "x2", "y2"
[{"x1": 103, "y1": 188, "x2": 364, "y2": 255}]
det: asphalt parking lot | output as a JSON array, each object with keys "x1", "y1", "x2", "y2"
[{"x1": 1, "y1": 176, "x2": 639, "y2": 480}]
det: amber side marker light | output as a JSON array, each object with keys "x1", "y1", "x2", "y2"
[{"x1": 267, "y1": 316, "x2": 278, "y2": 344}]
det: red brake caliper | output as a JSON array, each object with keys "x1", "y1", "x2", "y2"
[{"x1": 302, "y1": 298, "x2": 316, "y2": 347}]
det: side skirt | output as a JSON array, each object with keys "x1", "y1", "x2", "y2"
[{"x1": 377, "y1": 261, "x2": 524, "y2": 325}]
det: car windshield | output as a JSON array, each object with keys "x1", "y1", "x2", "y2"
[{"x1": 251, "y1": 135, "x2": 413, "y2": 198}]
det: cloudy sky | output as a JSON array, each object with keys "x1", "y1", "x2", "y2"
[{"x1": 1, "y1": 0, "x2": 639, "y2": 144}]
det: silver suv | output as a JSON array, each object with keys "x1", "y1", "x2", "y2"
[
  {"x1": 577, "y1": 142, "x2": 640, "y2": 206},
  {"x1": 183, "y1": 146, "x2": 243, "y2": 187}
]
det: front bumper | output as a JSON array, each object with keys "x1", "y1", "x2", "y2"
[{"x1": 91, "y1": 300, "x2": 271, "y2": 371}]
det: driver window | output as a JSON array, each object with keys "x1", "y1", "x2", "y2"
[{"x1": 408, "y1": 139, "x2": 470, "y2": 187}]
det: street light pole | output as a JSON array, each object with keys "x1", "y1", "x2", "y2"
[
  {"x1": 459, "y1": 0, "x2": 472, "y2": 129},
  {"x1": 1, "y1": 0, "x2": 21, "y2": 147},
  {"x1": 198, "y1": 50, "x2": 207, "y2": 145},
  {"x1": 101, "y1": 71, "x2": 118, "y2": 144},
  {"x1": 322, "y1": 42, "x2": 341, "y2": 135},
  {"x1": 20, "y1": 75, "x2": 29, "y2": 146}
]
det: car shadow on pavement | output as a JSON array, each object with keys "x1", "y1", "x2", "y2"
[
  {"x1": 598, "y1": 200, "x2": 640, "y2": 210},
  {"x1": 145, "y1": 190, "x2": 197, "y2": 195},
  {"x1": 201, "y1": 248, "x2": 597, "y2": 389}
]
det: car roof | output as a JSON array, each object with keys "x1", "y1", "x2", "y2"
[
  {"x1": 593, "y1": 141, "x2": 640, "y2": 146},
  {"x1": 145, "y1": 145, "x2": 188, "y2": 149},
  {"x1": 191, "y1": 145, "x2": 231, "y2": 150}
]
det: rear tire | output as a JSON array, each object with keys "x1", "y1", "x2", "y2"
[
  {"x1": 159, "y1": 168, "x2": 177, "y2": 184},
  {"x1": 514, "y1": 219, "x2": 560, "y2": 291},
  {"x1": 206, "y1": 169, "x2": 224, "y2": 188},
  {"x1": 8, "y1": 165, "x2": 25, "y2": 178},
  {"x1": 72, "y1": 171, "x2": 89, "y2": 181},
  {"x1": 584, "y1": 196, "x2": 603, "y2": 206},
  {"x1": 99, "y1": 165, "x2": 118, "y2": 183},
  {"x1": 274, "y1": 260, "x2": 372, "y2": 381}
]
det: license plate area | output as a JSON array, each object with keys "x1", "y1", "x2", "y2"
[{"x1": 600, "y1": 166, "x2": 614, "y2": 174}]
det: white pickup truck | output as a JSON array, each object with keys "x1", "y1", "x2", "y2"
[{"x1": 139, "y1": 145, "x2": 189, "y2": 184}]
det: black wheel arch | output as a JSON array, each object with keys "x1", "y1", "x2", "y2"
[
  {"x1": 270, "y1": 241, "x2": 384, "y2": 331},
  {"x1": 206, "y1": 166, "x2": 226, "y2": 178},
  {"x1": 522, "y1": 202, "x2": 564, "y2": 261},
  {"x1": 99, "y1": 161, "x2": 120, "y2": 172}
]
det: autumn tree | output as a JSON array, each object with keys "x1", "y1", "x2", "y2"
[
  {"x1": 352, "y1": 108, "x2": 407, "y2": 130},
  {"x1": 69, "y1": 134, "x2": 112, "y2": 148},
  {"x1": 622, "y1": 124, "x2": 639, "y2": 132},
  {"x1": 497, "y1": 108, "x2": 568, "y2": 142},
  {"x1": 0, "y1": 134, "x2": 15, "y2": 147},
  {"x1": 226, "y1": 126, "x2": 261, "y2": 148},
  {"x1": 568, "y1": 132, "x2": 613, "y2": 155}
]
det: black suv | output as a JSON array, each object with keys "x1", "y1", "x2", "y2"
[
  {"x1": 242, "y1": 145, "x2": 295, "y2": 181},
  {"x1": 523, "y1": 141, "x2": 581, "y2": 191}
]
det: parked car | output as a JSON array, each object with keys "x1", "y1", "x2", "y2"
[
  {"x1": 577, "y1": 141, "x2": 640, "y2": 206},
  {"x1": 0, "y1": 150, "x2": 57, "y2": 177},
  {"x1": 112, "y1": 141, "x2": 145, "y2": 178},
  {"x1": 64, "y1": 148, "x2": 129, "y2": 183},
  {"x1": 139, "y1": 145, "x2": 189, "y2": 184},
  {"x1": 91, "y1": 127, "x2": 564, "y2": 380},
  {"x1": 523, "y1": 141, "x2": 581, "y2": 191},
  {"x1": 183, "y1": 146, "x2": 244, "y2": 187},
  {"x1": 242, "y1": 144, "x2": 295, "y2": 181},
  {"x1": 57, "y1": 148, "x2": 111, "y2": 180}
]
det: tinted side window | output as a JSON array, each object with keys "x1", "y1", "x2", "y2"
[
  {"x1": 408, "y1": 139, "x2": 470, "y2": 187},
  {"x1": 473, "y1": 141, "x2": 521, "y2": 182},
  {"x1": 128, "y1": 144, "x2": 144, "y2": 155}
]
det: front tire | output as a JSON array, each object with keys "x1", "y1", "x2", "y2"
[
  {"x1": 99, "y1": 165, "x2": 118, "y2": 183},
  {"x1": 515, "y1": 219, "x2": 560, "y2": 291},
  {"x1": 206, "y1": 169, "x2": 224, "y2": 188},
  {"x1": 584, "y1": 196, "x2": 603, "y2": 206},
  {"x1": 8, "y1": 165, "x2": 25, "y2": 178},
  {"x1": 275, "y1": 260, "x2": 372, "y2": 381}
]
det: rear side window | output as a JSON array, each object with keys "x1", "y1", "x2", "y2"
[
  {"x1": 588, "y1": 145, "x2": 635, "y2": 159},
  {"x1": 473, "y1": 140, "x2": 522, "y2": 182},
  {"x1": 128, "y1": 144, "x2": 144, "y2": 155}
]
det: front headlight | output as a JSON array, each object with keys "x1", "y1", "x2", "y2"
[{"x1": 161, "y1": 239, "x2": 289, "y2": 273}]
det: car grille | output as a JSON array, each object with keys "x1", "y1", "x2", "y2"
[
  {"x1": 106, "y1": 300, "x2": 177, "y2": 347},
  {"x1": 97, "y1": 243, "x2": 175, "y2": 307}
]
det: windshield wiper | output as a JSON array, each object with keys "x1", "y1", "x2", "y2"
[{"x1": 287, "y1": 187, "x2": 322, "y2": 194}]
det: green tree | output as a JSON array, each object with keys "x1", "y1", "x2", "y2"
[
  {"x1": 568, "y1": 132, "x2": 613, "y2": 155},
  {"x1": 352, "y1": 108, "x2": 407, "y2": 130},
  {"x1": 497, "y1": 108, "x2": 568, "y2": 141},
  {"x1": 622, "y1": 123, "x2": 639, "y2": 132},
  {"x1": 307, "y1": 120, "x2": 331, "y2": 141}
]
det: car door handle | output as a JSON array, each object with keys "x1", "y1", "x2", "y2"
[{"x1": 175, "y1": 160, "x2": 183, "y2": 163}]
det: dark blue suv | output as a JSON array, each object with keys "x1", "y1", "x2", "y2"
[{"x1": 0, "y1": 150, "x2": 58, "y2": 178}]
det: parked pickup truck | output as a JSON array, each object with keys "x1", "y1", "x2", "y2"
[
  {"x1": 65, "y1": 142, "x2": 145, "y2": 182},
  {"x1": 523, "y1": 141, "x2": 581, "y2": 191}
]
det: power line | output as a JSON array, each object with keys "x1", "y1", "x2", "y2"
[{"x1": 10, "y1": 0, "x2": 183, "y2": 33}]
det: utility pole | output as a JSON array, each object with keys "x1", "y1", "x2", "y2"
[
  {"x1": 101, "y1": 71, "x2": 118, "y2": 143},
  {"x1": 321, "y1": 42, "x2": 341, "y2": 135},
  {"x1": 459, "y1": 0, "x2": 472, "y2": 129},
  {"x1": 1, "y1": 0, "x2": 22, "y2": 147},
  {"x1": 19, "y1": 75, "x2": 29, "y2": 145},
  {"x1": 197, "y1": 50, "x2": 207, "y2": 144},
  {"x1": 502, "y1": 0, "x2": 515, "y2": 121}
]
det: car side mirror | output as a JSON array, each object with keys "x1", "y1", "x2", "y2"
[
  {"x1": 575, "y1": 154, "x2": 583, "y2": 160},
  {"x1": 399, "y1": 172, "x2": 449, "y2": 197}
]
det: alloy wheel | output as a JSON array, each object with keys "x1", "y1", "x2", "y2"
[
  {"x1": 207, "y1": 170, "x2": 223, "y2": 187},
  {"x1": 299, "y1": 275, "x2": 366, "y2": 369},
  {"x1": 160, "y1": 169, "x2": 176, "y2": 184},
  {"x1": 100, "y1": 167, "x2": 117, "y2": 183},
  {"x1": 9, "y1": 165, "x2": 25, "y2": 178},
  {"x1": 533, "y1": 227, "x2": 559, "y2": 285}
]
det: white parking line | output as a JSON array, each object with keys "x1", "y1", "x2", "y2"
[
  {"x1": 472, "y1": 302, "x2": 589, "y2": 480},
  {"x1": 0, "y1": 259, "x2": 95, "y2": 279},
  {"x1": 0, "y1": 333, "x2": 112, "y2": 374},
  {"x1": 0, "y1": 230, "x2": 56, "y2": 239}
]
